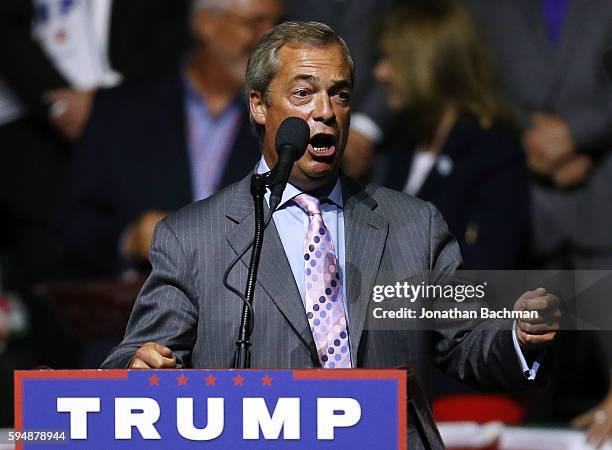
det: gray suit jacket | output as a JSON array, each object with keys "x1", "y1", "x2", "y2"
[
  {"x1": 462, "y1": 0, "x2": 612, "y2": 255},
  {"x1": 102, "y1": 173, "x2": 534, "y2": 447},
  {"x1": 103, "y1": 171, "x2": 531, "y2": 377}
]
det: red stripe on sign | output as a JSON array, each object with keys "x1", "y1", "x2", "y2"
[
  {"x1": 15, "y1": 369, "x2": 129, "y2": 380},
  {"x1": 292, "y1": 368, "x2": 404, "y2": 380}
]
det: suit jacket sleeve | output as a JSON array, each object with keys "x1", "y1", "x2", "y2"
[
  {"x1": 427, "y1": 203, "x2": 540, "y2": 391},
  {"x1": 0, "y1": 0, "x2": 68, "y2": 117},
  {"x1": 101, "y1": 219, "x2": 199, "y2": 368}
]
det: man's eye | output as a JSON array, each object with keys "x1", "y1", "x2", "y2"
[
  {"x1": 293, "y1": 89, "x2": 311, "y2": 98},
  {"x1": 337, "y1": 91, "x2": 351, "y2": 101},
  {"x1": 333, "y1": 90, "x2": 351, "y2": 104}
]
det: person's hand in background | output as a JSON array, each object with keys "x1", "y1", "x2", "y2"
[
  {"x1": 45, "y1": 88, "x2": 95, "y2": 140},
  {"x1": 130, "y1": 342, "x2": 177, "y2": 369},
  {"x1": 523, "y1": 113, "x2": 575, "y2": 176},
  {"x1": 551, "y1": 154, "x2": 593, "y2": 188},
  {"x1": 513, "y1": 287, "x2": 561, "y2": 349},
  {"x1": 342, "y1": 128, "x2": 375, "y2": 182},
  {"x1": 572, "y1": 385, "x2": 612, "y2": 449},
  {"x1": 121, "y1": 211, "x2": 168, "y2": 262}
]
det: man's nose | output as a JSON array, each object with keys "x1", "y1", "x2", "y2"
[{"x1": 313, "y1": 93, "x2": 336, "y2": 124}]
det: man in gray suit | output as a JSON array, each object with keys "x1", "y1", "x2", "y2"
[
  {"x1": 461, "y1": 0, "x2": 612, "y2": 270},
  {"x1": 102, "y1": 21, "x2": 560, "y2": 445}
]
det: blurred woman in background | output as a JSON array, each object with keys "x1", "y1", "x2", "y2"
[{"x1": 376, "y1": 0, "x2": 529, "y2": 269}]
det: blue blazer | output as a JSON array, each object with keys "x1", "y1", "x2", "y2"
[{"x1": 58, "y1": 73, "x2": 260, "y2": 277}]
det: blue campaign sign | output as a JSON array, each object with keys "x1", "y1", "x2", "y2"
[{"x1": 14, "y1": 369, "x2": 407, "y2": 449}]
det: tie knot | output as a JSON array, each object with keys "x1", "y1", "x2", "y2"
[{"x1": 293, "y1": 193, "x2": 321, "y2": 216}]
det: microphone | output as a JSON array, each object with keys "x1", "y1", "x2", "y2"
[{"x1": 269, "y1": 117, "x2": 310, "y2": 212}]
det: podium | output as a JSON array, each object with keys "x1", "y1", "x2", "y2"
[{"x1": 13, "y1": 368, "x2": 444, "y2": 449}]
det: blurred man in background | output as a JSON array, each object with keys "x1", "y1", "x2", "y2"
[
  {"x1": 462, "y1": 1, "x2": 612, "y2": 446},
  {"x1": 0, "y1": 0, "x2": 190, "y2": 427},
  {"x1": 58, "y1": 0, "x2": 282, "y2": 278},
  {"x1": 0, "y1": 0, "x2": 191, "y2": 326},
  {"x1": 0, "y1": 0, "x2": 190, "y2": 140},
  {"x1": 462, "y1": 0, "x2": 612, "y2": 270}
]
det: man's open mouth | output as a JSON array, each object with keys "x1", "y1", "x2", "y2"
[{"x1": 308, "y1": 133, "x2": 337, "y2": 158}]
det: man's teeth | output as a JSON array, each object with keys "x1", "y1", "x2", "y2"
[{"x1": 313, "y1": 146, "x2": 329, "y2": 152}]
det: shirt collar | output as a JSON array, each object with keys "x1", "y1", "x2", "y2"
[{"x1": 257, "y1": 156, "x2": 343, "y2": 210}]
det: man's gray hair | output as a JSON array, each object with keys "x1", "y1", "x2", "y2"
[
  {"x1": 245, "y1": 21, "x2": 355, "y2": 135},
  {"x1": 192, "y1": 0, "x2": 228, "y2": 11},
  {"x1": 189, "y1": 0, "x2": 226, "y2": 35},
  {"x1": 191, "y1": 0, "x2": 238, "y2": 22}
]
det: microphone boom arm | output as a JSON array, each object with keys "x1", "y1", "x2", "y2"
[{"x1": 232, "y1": 172, "x2": 268, "y2": 369}]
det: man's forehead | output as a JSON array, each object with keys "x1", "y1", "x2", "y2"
[
  {"x1": 227, "y1": 0, "x2": 280, "y2": 16},
  {"x1": 276, "y1": 44, "x2": 351, "y2": 80}
]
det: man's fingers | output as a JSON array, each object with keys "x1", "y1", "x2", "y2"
[
  {"x1": 514, "y1": 289, "x2": 561, "y2": 347},
  {"x1": 133, "y1": 346, "x2": 160, "y2": 368},
  {"x1": 131, "y1": 342, "x2": 176, "y2": 369},
  {"x1": 43, "y1": 89, "x2": 69, "y2": 103},
  {"x1": 160, "y1": 355, "x2": 177, "y2": 368},
  {"x1": 516, "y1": 290, "x2": 561, "y2": 319},
  {"x1": 572, "y1": 410, "x2": 594, "y2": 429},
  {"x1": 516, "y1": 329, "x2": 556, "y2": 345},
  {"x1": 586, "y1": 422, "x2": 611, "y2": 449},
  {"x1": 521, "y1": 297, "x2": 555, "y2": 311},
  {"x1": 519, "y1": 291, "x2": 560, "y2": 311},
  {"x1": 519, "y1": 307, "x2": 562, "y2": 325},
  {"x1": 155, "y1": 344, "x2": 173, "y2": 357},
  {"x1": 517, "y1": 320, "x2": 560, "y2": 335},
  {"x1": 522, "y1": 287, "x2": 547, "y2": 298},
  {"x1": 130, "y1": 357, "x2": 152, "y2": 369}
]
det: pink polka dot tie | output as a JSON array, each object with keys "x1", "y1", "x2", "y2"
[{"x1": 293, "y1": 193, "x2": 352, "y2": 369}]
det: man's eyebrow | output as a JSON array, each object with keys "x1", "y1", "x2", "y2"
[
  {"x1": 331, "y1": 79, "x2": 352, "y2": 90},
  {"x1": 289, "y1": 74, "x2": 352, "y2": 89},
  {"x1": 290, "y1": 74, "x2": 318, "y2": 83}
]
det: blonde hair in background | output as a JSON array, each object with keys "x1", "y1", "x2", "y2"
[{"x1": 378, "y1": 0, "x2": 514, "y2": 141}]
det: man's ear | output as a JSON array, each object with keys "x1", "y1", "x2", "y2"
[{"x1": 249, "y1": 90, "x2": 267, "y2": 127}]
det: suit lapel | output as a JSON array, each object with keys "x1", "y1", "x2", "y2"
[
  {"x1": 225, "y1": 176, "x2": 318, "y2": 363},
  {"x1": 341, "y1": 177, "x2": 389, "y2": 364}
]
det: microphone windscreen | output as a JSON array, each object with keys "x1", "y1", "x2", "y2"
[
  {"x1": 605, "y1": 48, "x2": 612, "y2": 82},
  {"x1": 275, "y1": 117, "x2": 310, "y2": 158}
]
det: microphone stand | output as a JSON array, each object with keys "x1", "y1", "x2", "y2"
[{"x1": 232, "y1": 173, "x2": 269, "y2": 369}]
